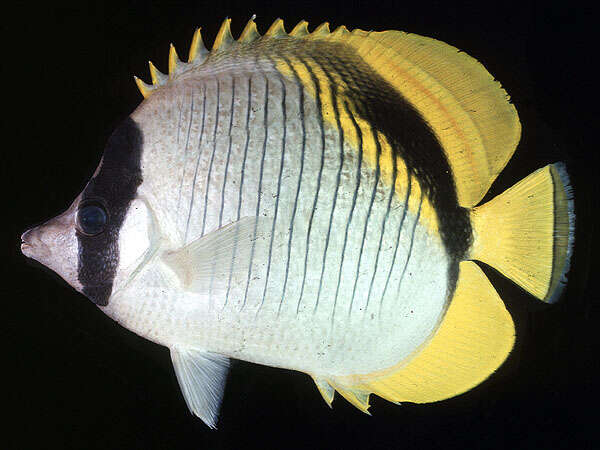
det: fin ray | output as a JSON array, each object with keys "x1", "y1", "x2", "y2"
[
  {"x1": 470, "y1": 163, "x2": 575, "y2": 302},
  {"x1": 170, "y1": 347, "x2": 230, "y2": 428},
  {"x1": 162, "y1": 217, "x2": 271, "y2": 294}
]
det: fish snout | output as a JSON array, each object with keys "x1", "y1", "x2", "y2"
[
  {"x1": 20, "y1": 226, "x2": 51, "y2": 260},
  {"x1": 20, "y1": 206, "x2": 82, "y2": 292}
]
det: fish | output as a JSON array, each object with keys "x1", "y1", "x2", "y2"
[{"x1": 20, "y1": 17, "x2": 575, "y2": 428}]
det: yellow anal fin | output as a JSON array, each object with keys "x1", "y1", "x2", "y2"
[
  {"x1": 334, "y1": 261, "x2": 514, "y2": 404},
  {"x1": 332, "y1": 384, "x2": 371, "y2": 414},
  {"x1": 470, "y1": 163, "x2": 574, "y2": 302},
  {"x1": 312, "y1": 376, "x2": 371, "y2": 413}
]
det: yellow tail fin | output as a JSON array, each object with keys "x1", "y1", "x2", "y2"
[{"x1": 470, "y1": 163, "x2": 574, "y2": 303}]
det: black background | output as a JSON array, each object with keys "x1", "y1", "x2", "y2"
[{"x1": 4, "y1": 1, "x2": 597, "y2": 449}]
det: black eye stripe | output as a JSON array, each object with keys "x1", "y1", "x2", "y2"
[{"x1": 77, "y1": 117, "x2": 144, "y2": 306}]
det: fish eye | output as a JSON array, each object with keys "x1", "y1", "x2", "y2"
[{"x1": 77, "y1": 202, "x2": 108, "y2": 236}]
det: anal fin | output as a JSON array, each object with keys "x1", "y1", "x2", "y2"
[
  {"x1": 311, "y1": 376, "x2": 371, "y2": 414},
  {"x1": 332, "y1": 261, "x2": 515, "y2": 405},
  {"x1": 170, "y1": 347, "x2": 230, "y2": 428},
  {"x1": 313, "y1": 377, "x2": 335, "y2": 408}
]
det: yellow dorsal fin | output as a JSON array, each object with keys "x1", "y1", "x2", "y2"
[
  {"x1": 331, "y1": 25, "x2": 350, "y2": 38},
  {"x1": 312, "y1": 22, "x2": 330, "y2": 36},
  {"x1": 133, "y1": 76, "x2": 155, "y2": 98},
  {"x1": 213, "y1": 18, "x2": 235, "y2": 51},
  {"x1": 327, "y1": 30, "x2": 521, "y2": 207},
  {"x1": 188, "y1": 28, "x2": 208, "y2": 63},
  {"x1": 290, "y1": 20, "x2": 309, "y2": 37},
  {"x1": 239, "y1": 16, "x2": 260, "y2": 43},
  {"x1": 148, "y1": 61, "x2": 167, "y2": 86},
  {"x1": 265, "y1": 18, "x2": 286, "y2": 37},
  {"x1": 331, "y1": 261, "x2": 514, "y2": 405},
  {"x1": 168, "y1": 44, "x2": 181, "y2": 77}
]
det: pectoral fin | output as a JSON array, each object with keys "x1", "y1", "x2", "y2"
[
  {"x1": 170, "y1": 347, "x2": 230, "y2": 428},
  {"x1": 162, "y1": 216, "x2": 271, "y2": 293}
]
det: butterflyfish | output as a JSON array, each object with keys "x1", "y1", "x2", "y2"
[{"x1": 20, "y1": 17, "x2": 575, "y2": 428}]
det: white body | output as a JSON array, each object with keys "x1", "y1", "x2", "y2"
[{"x1": 104, "y1": 61, "x2": 451, "y2": 378}]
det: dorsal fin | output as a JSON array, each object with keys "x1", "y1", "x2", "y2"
[
  {"x1": 331, "y1": 30, "x2": 521, "y2": 207},
  {"x1": 213, "y1": 18, "x2": 235, "y2": 51},
  {"x1": 133, "y1": 18, "x2": 521, "y2": 205},
  {"x1": 265, "y1": 18, "x2": 286, "y2": 37},
  {"x1": 290, "y1": 20, "x2": 309, "y2": 37},
  {"x1": 188, "y1": 28, "x2": 208, "y2": 63},
  {"x1": 239, "y1": 16, "x2": 260, "y2": 43}
]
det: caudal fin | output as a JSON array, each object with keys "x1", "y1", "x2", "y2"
[{"x1": 469, "y1": 163, "x2": 574, "y2": 303}]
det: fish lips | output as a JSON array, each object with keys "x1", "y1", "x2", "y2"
[{"x1": 21, "y1": 201, "x2": 82, "y2": 293}]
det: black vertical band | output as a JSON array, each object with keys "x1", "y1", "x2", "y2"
[{"x1": 77, "y1": 117, "x2": 143, "y2": 306}]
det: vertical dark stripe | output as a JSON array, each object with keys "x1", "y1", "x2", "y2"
[
  {"x1": 77, "y1": 117, "x2": 143, "y2": 306},
  {"x1": 176, "y1": 98, "x2": 183, "y2": 144},
  {"x1": 237, "y1": 78, "x2": 252, "y2": 222},
  {"x1": 241, "y1": 76, "x2": 269, "y2": 311},
  {"x1": 224, "y1": 77, "x2": 252, "y2": 310},
  {"x1": 365, "y1": 143, "x2": 398, "y2": 313},
  {"x1": 348, "y1": 126, "x2": 382, "y2": 316},
  {"x1": 314, "y1": 74, "x2": 345, "y2": 314},
  {"x1": 379, "y1": 170, "x2": 412, "y2": 318},
  {"x1": 176, "y1": 91, "x2": 195, "y2": 216},
  {"x1": 331, "y1": 100, "x2": 363, "y2": 322},
  {"x1": 297, "y1": 58, "x2": 326, "y2": 313},
  {"x1": 396, "y1": 186, "x2": 423, "y2": 304},
  {"x1": 201, "y1": 78, "x2": 221, "y2": 237},
  {"x1": 260, "y1": 77, "x2": 286, "y2": 316},
  {"x1": 185, "y1": 85, "x2": 207, "y2": 243},
  {"x1": 219, "y1": 77, "x2": 236, "y2": 228},
  {"x1": 275, "y1": 58, "x2": 306, "y2": 317}
]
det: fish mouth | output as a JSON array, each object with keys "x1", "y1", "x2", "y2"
[
  {"x1": 20, "y1": 227, "x2": 50, "y2": 261},
  {"x1": 20, "y1": 229, "x2": 34, "y2": 257}
]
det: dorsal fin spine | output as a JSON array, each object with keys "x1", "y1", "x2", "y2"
[
  {"x1": 239, "y1": 16, "x2": 261, "y2": 43},
  {"x1": 290, "y1": 20, "x2": 309, "y2": 37},
  {"x1": 312, "y1": 22, "x2": 331, "y2": 36},
  {"x1": 133, "y1": 76, "x2": 155, "y2": 98},
  {"x1": 148, "y1": 61, "x2": 167, "y2": 86},
  {"x1": 265, "y1": 18, "x2": 286, "y2": 36},
  {"x1": 133, "y1": 18, "x2": 351, "y2": 99},
  {"x1": 213, "y1": 18, "x2": 235, "y2": 51},
  {"x1": 188, "y1": 28, "x2": 208, "y2": 63},
  {"x1": 168, "y1": 44, "x2": 181, "y2": 78},
  {"x1": 331, "y1": 25, "x2": 350, "y2": 37}
]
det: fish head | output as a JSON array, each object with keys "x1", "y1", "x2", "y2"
[{"x1": 21, "y1": 117, "x2": 157, "y2": 307}]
